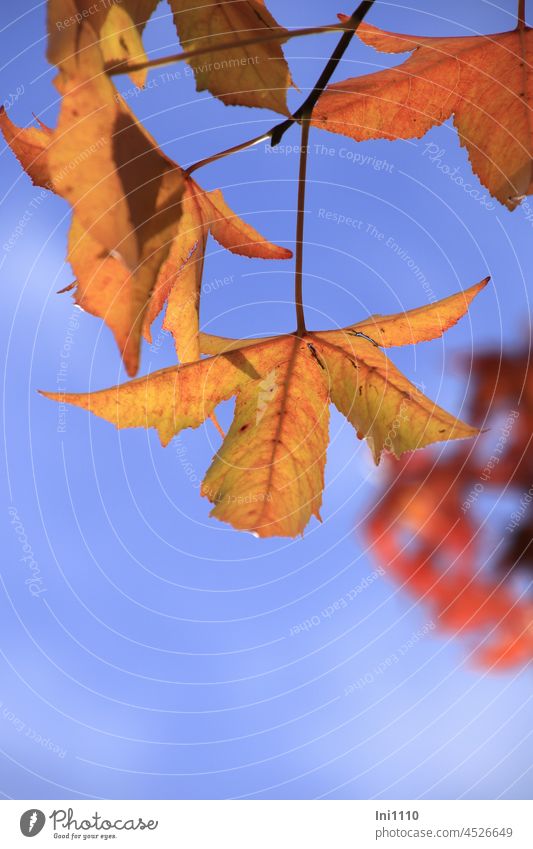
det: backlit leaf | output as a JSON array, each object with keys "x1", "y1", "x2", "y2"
[
  {"x1": 40, "y1": 283, "x2": 484, "y2": 537},
  {"x1": 48, "y1": 0, "x2": 160, "y2": 87},
  {"x1": 313, "y1": 21, "x2": 533, "y2": 208},
  {"x1": 1, "y1": 102, "x2": 290, "y2": 374},
  {"x1": 168, "y1": 0, "x2": 293, "y2": 113},
  {"x1": 143, "y1": 178, "x2": 291, "y2": 363}
]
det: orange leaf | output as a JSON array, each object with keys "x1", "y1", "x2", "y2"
[
  {"x1": 2, "y1": 104, "x2": 290, "y2": 373},
  {"x1": 40, "y1": 285, "x2": 483, "y2": 537},
  {"x1": 48, "y1": 0, "x2": 159, "y2": 87},
  {"x1": 143, "y1": 178, "x2": 291, "y2": 363},
  {"x1": 313, "y1": 21, "x2": 533, "y2": 208}
]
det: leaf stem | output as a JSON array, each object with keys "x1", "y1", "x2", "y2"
[
  {"x1": 185, "y1": 131, "x2": 270, "y2": 176},
  {"x1": 106, "y1": 22, "x2": 346, "y2": 77},
  {"x1": 290, "y1": 0, "x2": 375, "y2": 334},
  {"x1": 295, "y1": 116, "x2": 311, "y2": 335},
  {"x1": 518, "y1": 0, "x2": 526, "y2": 29},
  {"x1": 184, "y1": 1, "x2": 376, "y2": 335}
]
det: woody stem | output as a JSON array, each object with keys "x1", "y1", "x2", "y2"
[
  {"x1": 185, "y1": 132, "x2": 271, "y2": 175},
  {"x1": 185, "y1": 0, "x2": 375, "y2": 175},
  {"x1": 274, "y1": 0, "x2": 376, "y2": 144},
  {"x1": 295, "y1": 116, "x2": 310, "y2": 334}
]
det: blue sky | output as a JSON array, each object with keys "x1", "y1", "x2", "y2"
[{"x1": 0, "y1": 0, "x2": 532, "y2": 799}]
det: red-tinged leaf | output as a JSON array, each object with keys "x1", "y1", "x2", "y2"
[{"x1": 313, "y1": 21, "x2": 533, "y2": 208}]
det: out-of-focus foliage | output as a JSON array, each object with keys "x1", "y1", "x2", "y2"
[{"x1": 366, "y1": 345, "x2": 533, "y2": 668}]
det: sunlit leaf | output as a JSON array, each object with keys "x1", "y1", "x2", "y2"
[
  {"x1": 48, "y1": 0, "x2": 160, "y2": 86},
  {"x1": 313, "y1": 20, "x2": 533, "y2": 208},
  {"x1": 168, "y1": 0, "x2": 293, "y2": 113},
  {"x1": 41, "y1": 284, "x2": 484, "y2": 537}
]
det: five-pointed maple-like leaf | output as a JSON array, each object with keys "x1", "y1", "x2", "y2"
[
  {"x1": 40, "y1": 281, "x2": 485, "y2": 537},
  {"x1": 48, "y1": 0, "x2": 160, "y2": 87},
  {"x1": 168, "y1": 0, "x2": 293, "y2": 114},
  {"x1": 1, "y1": 91, "x2": 181, "y2": 376},
  {"x1": 1, "y1": 98, "x2": 290, "y2": 373},
  {"x1": 313, "y1": 20, "x2": 533, "y2": 208}
]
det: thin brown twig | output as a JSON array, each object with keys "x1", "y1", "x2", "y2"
[
  {"x1": 180, "y1": 3, "x2": 377, "y2": 336},
  {"x1": 276, "y1": 0, "x2": 376, "y2": 142},
  {"x1": 295, "y1": 116, "x2": 310, "y2": 335},
  {"x1": 106, "y1": 22, "x2": 346, "y2": 77},
  {"x1": 185, "y1": 0, "x2": 375, "y2": 175},
  {"x1": 185, "y1": 131, "x2": 270, "y2": 176},
  {"x1": 290, "y1": 0, "x2": 376, "y2": 333}
]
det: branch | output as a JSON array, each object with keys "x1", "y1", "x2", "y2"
[
  {"x1": 106, "y1": 22, "x2": 347, "y2": 77},
  {"x1": 273, "y1": 0, "x2": 376, "y2": 145},
  {"x1": 185, "y1": 0, "x2": 376, "y2": 175},
  {"x1": 185, "y1": 131, "x2": 270, "y2": 176}
]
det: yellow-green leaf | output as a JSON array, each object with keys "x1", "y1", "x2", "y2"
[
  {"x1": 202, "y1": 336, "x2": 329, "y2": 536},
  {"x1": 40, "y1": 283, "x2": 485, "y2": 536},
  {"x1": 347, "y1": 278, "x2": 489, "y2": 348},
  {"x1": 168, "y1": 0, "x2": 293, "y2": 114},
  {"x1": 313, "y1": 333, "x2": 476, "y2": 464}
]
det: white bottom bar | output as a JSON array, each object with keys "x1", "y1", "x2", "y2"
[{"x1": 1, "y1": 800, "x2": 531, "y2": 847}]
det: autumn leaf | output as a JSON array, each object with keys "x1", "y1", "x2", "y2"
[
  {"x1": 313, "y1": 19, "x2": 533, "y2": 208},
  {"x1": 44, "y1": 11, "x2": 187, "y2": 374},
  {"x1": 365, "y1": 452, "x2": 533, "y2": 669},
  {"x1": 365, "y1": 339, "x2": 533, "y2": 668},
  {"x1": 40, "y1": 282, "x2": 485, "y2": 537},
  {"x1": 168, "y1": 0, "x2": 293, "y2": 114},
  {"x1": 48, "y1": 0, "x2": 160, "y2": 87},
  {"x1": 4, "y1": 84, "x2": 182, "y2": 377},
  {"x1": 1, "y1": 93, "x2": 290, "y2": 373}
]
